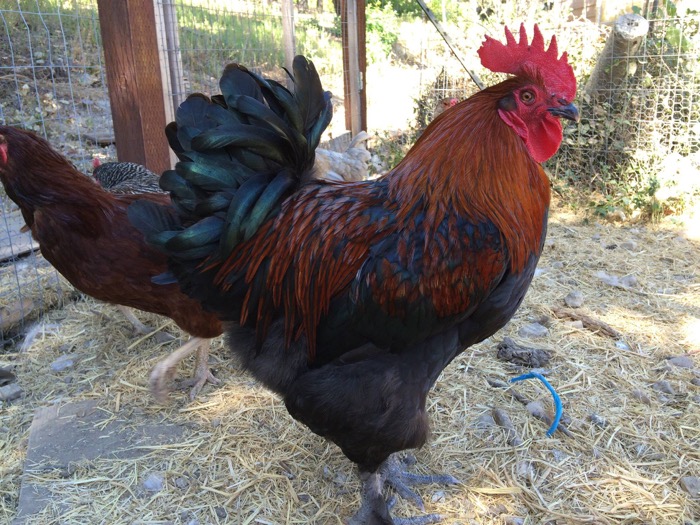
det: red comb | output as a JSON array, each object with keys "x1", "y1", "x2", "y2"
[{"x1": 478, "y1": 24, "x2": 576, "y2": 101}]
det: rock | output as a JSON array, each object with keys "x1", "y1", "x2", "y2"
[
  {"x1": 589, "y1": 413, "x2": 607, "y2": 428},
  {"x1": 668, "y1": 356, "x2": 694, "y2": 369},
  {"x1": 492, "y1": 408, "x2": 523, "y2": 447},
  {"x1": 652, "y1": 380, "x2": 676, "y2": 395},
  {"x1": 504, "y1": 518, "x2": 525, "y2": 525},
  {"x1": 77, "y1": 73, "x2": 95, "y2": 86},
  {"x1": 474, "y1": 412, "x2": 496, "y2": 429},
  {"x1": 596, "y1": 271, "x2": 638, "y2": 289},
  {"x1": 50, "y1": 353, "x2": 76, "y2": 372},
  {"x1": 564, "y1": 290, "x2": 584, "y2": 308},
  {"x1": 691, "y1": 378, "x2": 700, "y2": 387},
  {"x1": 518, "y1": 322, "x2": 549, "y2": 338},
  {"x1": 174, "y1": 476, "x2": 189, "y2": 490},
  {"x1": 333, "y1": 470, "x2": 348, "y2": 485},
  {"x1": 431, "y1": 490, "x2": 446, "y2": 503},
  {"x1": 620, "y1": 240, "x2": 638, "y2": 251},
  {"x1": 616, "y1": 340, "x2": 631, "y2": 350},
  {"x1": 526, "y1": 400, "x2": 547, "y2": 420},
  {"x1": 143, "y1": 473, "x2": 164, "y2": 492},
  {"x1": 551, "y1": 261, "x2": 564, "y2": 269},
  {"x1": 566, "y1": 320, "x2": 585, "y2": 329},
  {"x1": 214, "y1": 507, "x2": 227, "y2": 519},
  {"x1": 608, "y1": 209, "x2": 626, "y2": 222},
  {"x1": 620, "y1": 274, "x2": 638, "y2": 288},
  {"x1": 0, "y1": 383, "x2": 23, "y2": 401},
  {"x1": 632, "y1": 389, "x2": 652, "y2": 405},
  {"x1": 550, "y1": 449, "x2": 569, "y2": 462},
  {"x1": 680, "y1": 476, "x2": 700, "y2": 497}
]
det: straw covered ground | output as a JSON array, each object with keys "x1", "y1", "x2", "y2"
[{"x1": 0, "y1": 203, "x2": 699, "y2": 525}]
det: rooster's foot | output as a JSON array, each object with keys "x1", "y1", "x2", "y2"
[
  {"x1": 347, "y1": 454, "x2": 456, "y2": 525},
  {"x1": 382, "y1": 453, "x2": 459, "y2": 512}
]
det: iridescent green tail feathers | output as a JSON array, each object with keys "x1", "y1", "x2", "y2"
[{"x1": 129, "y1": 55, "x2": 332, "y2": 262}]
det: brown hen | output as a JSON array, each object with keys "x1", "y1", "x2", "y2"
[{"x1": 0, "y1": 127, "x2": 222, "y2": 400}]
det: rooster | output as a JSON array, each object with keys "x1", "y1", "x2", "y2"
[
  {"x1": 130, "y1": 25, "x2": 578, "y2": 524},
  {"x1": 0, "y1": 129, "x2": 222, "y2": 400}
]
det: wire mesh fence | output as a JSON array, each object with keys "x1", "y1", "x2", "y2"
[
  {"x1": 554, "y1": 11, "x2": 700, "y2": 216},
  {"x1": 0, "y1": 0, "x2": 109, "y2": 343},
  {"x1": 159, "y1": 0, "x2": 348, "y2": 134}
]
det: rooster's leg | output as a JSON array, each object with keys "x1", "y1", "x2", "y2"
[
  {"x1": 347, "y1": 469, "x2": 393, "y2": 525},
  {"x1": 186, "y1": 339, "x2": 220, "y2": 400},
  {"x1": 150, "y1": 337, "x2": 209, "y2": 401}
]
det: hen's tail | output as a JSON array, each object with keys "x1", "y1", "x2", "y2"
[{"x1": 128, "y1": 56, "x2": 331, "y2": 307}]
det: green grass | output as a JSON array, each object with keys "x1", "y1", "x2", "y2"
[
  {"x1": 175, "y1": 4, "x2": 343, "y2": 83},
  {"x1": 1, "y1": 1, "x2": 102, "y2": 62}
]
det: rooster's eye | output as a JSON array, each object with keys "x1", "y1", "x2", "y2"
[{"x1": 520, "y1": 90, "x2": 535, "y2": 105}]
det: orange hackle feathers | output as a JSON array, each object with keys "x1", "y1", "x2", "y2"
[{"x1": 389, "y1": 77, "x2": 551, "y2": 276}]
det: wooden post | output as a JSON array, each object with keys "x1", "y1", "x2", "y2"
[
  {"x1": 585, "y1": 13, "x2": 649, "y2": 99},
  {"x1": 341, "y1": 0, "x2": 366, "y2": 133},
  {"x1": 97, "y1": 0, "x2": 172, "y2": 173},
  {"x1": 281, "y1": 0, "x2": 296, "y2": 89}
]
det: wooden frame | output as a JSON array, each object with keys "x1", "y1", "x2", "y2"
[
  {"x1": 96, "y1": 0, "x2": 172, "y2": 173},
  {"x1": 97, "y1": 0, "x2": 367, "y2": 164}
]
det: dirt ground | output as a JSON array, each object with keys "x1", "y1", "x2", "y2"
[{"x1": 0, "y1": 201, "x2": 698, "y2": 525}]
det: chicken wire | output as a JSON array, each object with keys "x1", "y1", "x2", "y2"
[
  {"x1": 0, "y1": 0, "x2": 109, "y2": 342},
  {"x1": 409, "y1": 8, "x2": 700, "y2": 207},
  {"x1": 554, "y1": 12, "x2": 700, "y2": 201},
  {"x1": 157, "y1": 0, "x2": 348, "y2": 135}
]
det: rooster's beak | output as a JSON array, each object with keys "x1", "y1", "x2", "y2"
[{"x1": 548, "y1": 103, "x2": 580, "y2": 123}]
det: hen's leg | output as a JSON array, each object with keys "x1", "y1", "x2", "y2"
[
  {"x1": 117, "y1": 305, "x2": 152, "y2": 334},
  {"x1": 150, "y1": 337, "x2": 217, "y2": 401},
  {"x1": 117, "y1": 305, "x2": 175, "y2": 343},
  {"x1": 186, "y1": 339, "x2": 220, "y2": 400}
]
